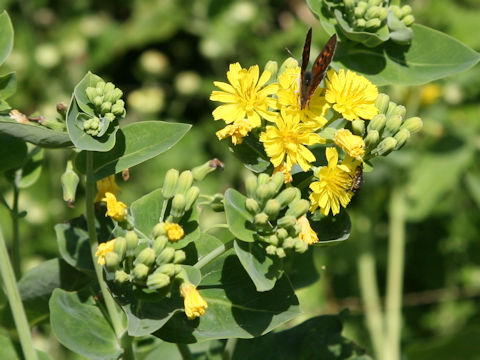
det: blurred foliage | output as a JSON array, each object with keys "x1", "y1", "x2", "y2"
[{"x1": 0, "y1": 0, "x2": 480, "y2": 358}]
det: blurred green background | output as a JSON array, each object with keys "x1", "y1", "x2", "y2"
[{"x1": 0, "y1": 0, "x2": 480, "y2": 358}]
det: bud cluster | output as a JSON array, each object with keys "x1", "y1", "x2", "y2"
[
  {"x1": 343, "y1": 0, "x2": 389, "y2": 32},
  {"x1": 84, "y1": 81, "x2": 126, "y2": 137},
  {"x1": 351, "y1": 93, "x2": 423, "y2": 158},
  {"x1": 104, "y1": 229, "x2": 188, "y2": 292},
  {"x1": 389, "y1": 4, "x2": 415, "y2": 27},
  {"x1": 244, "y1": 172, "x2": 310, "y2": 258},
  {"x1": 162, "y1": 168, "x2": 200, "y2": 222}
]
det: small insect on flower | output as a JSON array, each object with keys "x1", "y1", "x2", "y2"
[
  {"x1": 350, "y1": 164, "x2": 364, "y2": 192},
  {"x1": 300, "y1": 29, "x2": 337, "y2": 110}
]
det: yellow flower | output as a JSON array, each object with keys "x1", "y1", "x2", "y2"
[
  {"x1": 277, "y1": 66, "x2": 329, "y2": 130},
  {"x1": 95, "y1": 175, "x2": 121, "y2": 203},
  {"x1": 297, "y1": 215, "x2": 318, "y2": 245},
  {"x1": 216, "y1": 118, "x2": 252, "y2": 145},
  {"x1": 259, "y1": 108, "x2": 325, "y2": 172},
  {"x1": 180, "y1": 282, "x2": 208, "y2": 319},
  {"x1": 273, "y1": 163, "x2": 293, "y2": 183},
  {"x1": 95, "y1": 239, "x2": 116, "y2": 265},
  {"x1": 103, "y1": 192, "x2": 127, "y2": 222},
  {"x1": 334, "y1": 129, "x2": 365, "y2": 159},
  {"x1": 309, "y1": 147, "x2": 355, "y2": 216},
  {"x1": 210, "y1": 63, "x2": 278, "y2": 127},
  {"x1": 325, "y1": 69, "x2": 378, "y2": 121},
  {"x1": 420, "y1": 83, "x2": 442, "y2": 105},
  {"x1": 164, "y1": 222, "x2": 184, "y2": 242}
]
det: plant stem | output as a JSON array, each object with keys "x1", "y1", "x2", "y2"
[
  {"x1": 194, "y1": 239, "x2": 234, "y2": 269},
  {"x1": 223, "y1": 338, "x2": 237, "y2": 360},
  {"x1": 85, "y1": 152, "x2": 124, "y2": 337},
  {"x1": 176, "y1": 343, "x2": 193, "y2": 360},
  {"x1": 0, "y1": 226, "x2": 38, "y2": 360},
  {"x1": 120, "y1": 332, "x2": 134, "y2": 360},
  {"x1": 11, "y1": 183, "x2": 20, "y2": 278},
  {"x1": 204, "y1": 223, "x2": 229, "y2": 233},
  {"x1": 383, "y1": 187, "x2": 406, "y2": 360}
]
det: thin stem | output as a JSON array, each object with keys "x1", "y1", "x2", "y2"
[
  {"x1": 85, "y1": 152, "x2": 124, "y2": 337},
  {"x1": 223, "y1": 338, "x2": 237, "y2": 360},
  {"x1": 0, "y1": 226, "x2": 38, "y2": 360},
  {"x1": 176, "y1": 343, "x2": 193, "y2": 360},
  {"x1": 383, "y1": 187, "x2": 406, "y2": 360},
  {"x1": 11, "y1": 184, "x2": 21, "y2": 278},
  {"x1": 120, "y1": 332, "x2": 134, "y2": 360},
  {"x1": 204, "y1": 223, "x2": 229, "y2": 233},
  {"x1": 159, "y1": 199, "x2": 169, "y2": 223},
  {"x1": 194, "y1": 239, "x2": 234, "y2": 269},
  {"x1": 0, "y1": 194, "x2": 11, "y2": 211}
]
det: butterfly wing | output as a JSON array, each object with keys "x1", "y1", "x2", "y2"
[{"x1": 300, "y1": 28, "x2": 312, "y2": 82}]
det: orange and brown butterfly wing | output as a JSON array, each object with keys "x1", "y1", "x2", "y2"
[{"x1": 300, "y1": 28, "x2": 312, "y2": 84}]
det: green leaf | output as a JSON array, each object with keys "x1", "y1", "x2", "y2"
[
  {"x1": 0, "y1": 117, "x2": 72, "y2": 148},
  {"x1": 0, "y1": 133, "x2": 27, "y2": 172},
  {"x1": 283, "y1": 250, "x2": 319, "y2": 290},
  {"x1": 75, "y1": 121, "x2": 191, "y2": 180},
  {"x1": 229, "y1": 135, "x2": 271, "y2": 173},
  {"x1": 335, "y1": 24, "x2": 480, "y2": 86},
  {"x1": 232, "y1": 315, "x2": 371, "y2": 359},
  {"x1": 16, "y1": 147, "x2": 43, "y2": 189},
  {"x1": 155, "y1": 250, "x2": 301, "y2": 343},
  {"x1": 49, "y1": 289, "x2": 123, "y2": 360},
  {"x1": 73, "y1": 71, "x2": 104, "y2": 116},
  {"x1": 234, "y1": 240, "x2": 282, "y2": 292},
  {"x1": 0, "y1": 11, "x2": 13, "y2": 66},
  {"x1": 309, "y1": 210, "x2": 351, "y2": 247},
  {"x1": 143, "y1": 340, "x2": 181, "y2": 360},
  {"x1": 0, "y1": 72, "x2": 16, "y2": 99},
  {"x1": 224, "y1": 189, "x2": 256, "y2": 243}
]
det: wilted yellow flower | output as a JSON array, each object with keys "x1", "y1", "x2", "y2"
[
  {"x1": 95, "y1": 239, "x2": 116, "y2": 265},
  {"x1": 164, "y1": 222, "x2": 184, "y2": 242},
  {"x1": 103, "y1": 192, "x2": 127, "y2": 222},
  {"x1": 273, "y1": 163, "x2": 293, "y2": 183},
  {"x1": 216, "y1": 118, "x2": 252, "y2": 145},
  {"x1": 309, "y1": 147, "x2": 355, "y2": 216},
  {"x1": 210, "y1": 63, "x2": 278, "y2": 127},
  {"x1": 325, "y1": 69, "x2": 378, "y2": 121},
  {"x1": 95, "y1": 175, "x2": 121, "y2": 203},
  {"x1": 297, "y1": 215, "x2": 318, "y2": 245},
  {"x1": 334, "y1": 129, "x2": 365, "y2": 159},
  {"x1": 260, "y1": 107, "x2": 324, "y2": 172},
  {"x1": 180, "y1": 282, "x2": 208, "y2": 319}
]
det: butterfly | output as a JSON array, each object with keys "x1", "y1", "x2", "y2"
[{"x1": 300, "y1": 28, "x2": 337, "y2": 110}]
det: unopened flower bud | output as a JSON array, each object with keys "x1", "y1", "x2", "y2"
[
  {"x1": 390, "y1": 5, "x2": 402, "y2": 19},
  {"x1": 245, "y1": 176, "x2": 257, "y2": 198},
  {"x1": 100, "y1": 101, "x2": 112, "y2": 114},
  {"x1": 264, "y1": 234, "x2": 279, "y2": 246},
  {"x1": 185, "y1": 186, "x2": 200, "y2": 211},
  {"x1": 372, "y1": 137, "x2": 398, "y2": 156},
  {"x1": 111, "y1": 101, "x2": 125, "y2": 116},
  {"x1": 401, "y1": 5, "x2": 412, "y2": 16},
  {"x1": 162, "y1": 168, "x2": 179, "y2": 199},
  {"x1": 257, "y1": 173, "x2": 270, "y2": 186},
  {"x1": 265, "y1": 245, "x2": 277, "y2": 256},
  {"x1": 132, "y1": 263, "x2": 150, "y2": 280},
  {"x1": 401, "y1": 117, "x2": 423, "y2": 134},
  {"x1": 125, "y1": 231, "x2": 138, "y2": 255},
  {"x1": 402, "y1": 14, "x2": 415, "y2": 27},
  {"x1": 153, "y1": 222, "x2": 167, "y2": 237},
  {"x1": 354, "y1": 6, "x2": 366, "y2": 18},
  {"x1": 384, "y1": 115, "x2": 403, "y2": 137},
  {"x1": 368, "y1": 0, "x2": 383, "y2": 5},
  {"x1": 289, "y1": 224, "x2": 302, "y2": 237},
  {"x1": 254, "y1": 212, "x2": 269, "y2": 226},
  {"x1": 104, "y1": 82, "x2": 115, "y2": 94},
  {"x1": 276, "y1": 248, "x2": 286, "y2": 258},
  {"x1": 147, "y1": 272, "x2": 170, "y2": 290},
  {"x1": 385, "y1": 101, "x2": 398, "y2": 117},
  {"x1": 61, "y1": 160, "x2": 79, "y2": 206},
  {"x1": 295, "y1": 239, "x2": 309, "y2": 253},
  {"x1": 176, "y1": 170, "x2": 193, "y2": 195},
  {"x1": 375, "y1": 93, "x2": 390, "y2": 114},
  {"x1": 93, "y1": 96, "x2": 103, "y2": 107},
  {"x1": 264, "y1": 199, "x2": 281, "y2": 219},
  {"x1": 282, "y1": 237, "x2": 295, "y2": 249},
  {"x1": 356, "y1": 19, "x2": 367, "y2": 28},
  {"x1": 105, "y1": 252, "x2": 120, "y2": 272},
  {"x1": 86, "y1": 87, "x2": 97, "y2": 102},
  {"x1": 344, "y1": 0, "x2": 355, "y2": 8},
  {"x1": 276, "y1": 187, "x2": 300, "y2": 208},
  {"x1": 255, "y1": 184, "x2": 271, "y2": 203},
  {"x1": 113, "y1": 236, "x2": 127, "y2": 259},
  {"x1": 153, "y1": 235, "x2": 168, "y2": 255},
  {"x1": 270, "y1": 172, "x2": 285, "y2": 195},
  {"x1": 392, "y1": 105, "x2": 406, "y2": 117},
  {"x1": 156, "y1": 247, "x2": 175, "y2": 264},
  {"x1": 246, "y1": 198, "x2": 260, "y2": 215},
  {"x1": 173, "y1": 250, "x2": 186, "y2": 264},
  {"x1": 365, "y1": 129, "x2": 380, "y2": 149},
  {"x1": 104, "y1": 112, "x2": 116, "y2": 122},
  {"x1": 351, "y1": 119, "x2": 365, "y2": 136},
  {"x1": 96, "y1": 81, "x2": 106, "y2": 91},
  {"x1": 114, "y1": 270, "x2": 130, "y2": 283},
  {"x1": 156, "y1": 263, "x2": 176, "y2": 277},
  {"x1": 368, "y1": 114, "x2": 386, "y2": 132},
  {"x1": 286, "y1": 199, "x2": 310, "y2": 218},
  {"x1": 366, "y1": 18, "x2": 382, "y2": 29},
  {"x1": 171, "y1": 193, "x2": 186, "y2": 219},
  {"x1": 276, "y1": 228, "x2": 288, "y2": 240},
  {"x1": 394, "y1": 129, "x2": 410, "y2": 150},
  {"x1": 264, "y1": 60, "x2": 278, "y2": 80},
  {"x1": 192, "y1": 159, "x2": 223, "y2": 181},
  {"x1": 277, "y1": 215, "x2": 297, "y2": 229},
  {"x1": 135, "y1": 247, "x2": 156, "y2": 267},
  {"x1": 365, "y1": 6, "x2": 380, "y2": 20},
  {"x1": 378, "y1": 7, "x2": 388, "y2": 21}
]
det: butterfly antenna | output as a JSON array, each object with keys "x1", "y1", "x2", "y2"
[{"x1": 284, "y1": 47, "x2": 295, "y2": 58}]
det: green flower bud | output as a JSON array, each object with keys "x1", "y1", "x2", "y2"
[
  {"x1": 286, "y1": 199, "x2": 310, "y2": 218},
  {"x1": 368, "y1": 0, "x2": 382, "y2": 6},
  {"x1": 276, "y1": 228, "x2": 288, "y2": 241},
  {"x1": 209, "y1": 193, "x2": 225, "y2": 212},
  {"x1": 162, "y1": 168, "x2": 179, "y2": 199},
  {"x1": 146, "y1": 272, "x2": 170, "y2": 290},
  {"x1": 279, "y1": 57, "x2": 299, "y2": 74},
  {"x1": 264, "y1": 60, "x2": 278, "y2": 80},
  {"x1": 356, "y1": 19, "x2": 367, "y2": 28},
  {"x1": 378, "y1": 7, "x2": 388, "y2": 21},
  {"x1": 105, "y1": 252, "x2": 120, "y2": 272},
  {"x1": 368, "y1": 114, "x2": 386, "y2": 132},
  {"x1": 171, "y1": 193, "x2": 186, "y2": 219},
  {"x1": 254, "y1": 212, "x2": 269, "y2": 226},
  {"x1": 385, "y1": 101, "x2": 398, "y2": 117},
  {"x1": 282, "y1": 237, "x2": 295, "y2": 249},
  {"x1": 372, "y1": 137, "x2": 398, "y2": 156},
  {"x1": 132, "y1": 263, "x2": 150, "y2": 280},
  {"x1": 104, "y1": 112, "x2": 116, "y2": 122},
  {"x1": 100, "y1": 101, "x2": 112, "y2": 114},
  {"x1": 264, "y1": 199, "x2": 281, "y2": 219},
  {"x1": 401, "y1": 117, "x2": 423, "y2": 134},
  {"x1": 392, "y1": 105, "x2": 406, "y2": 117},
  {"x1": 185, "y1": 186, "x2": 200, "y2": 211},
  {"x1": 289, "y1": 224, "x2": 302, "y2": 237},
  {"x1": 277, "y1": 215, "x2": 297, "y2": 229},
  {"x1": 270, "y1": 172, "x2": 285, "y2": 195},
  {"x1": 96, "y1": 81, "x2": 106, "y2": 91},
  {"x1": 156, "y1": 247, "x2": 175, "y2": 265},
  {"x1": 264, "y1": 234, "x2": 279, "y2": 246},
  {"x1": 365, "y1": 18, "x2": 382, "y2": 29},
  {"x1": 176, "y1": 170, "x2": 193, "y2": 195},
  {"x1": 344, "y1": 0, "x2": 355, "y2": 9},
  {"x1": 114, "y1": 270, "x2": 130, "y2": 283},
  {"x1": 265, "y1": 245, "x2": 277, "y2": 256},
  {"x1": 245, "y1": 176, "x2": 258, "y2": 198},
  {"x1": 153, "y1": 235, "x2": 168, "y2": 255},
  {"x1": 365, "y1": 129, "x2": 380, "y2": 149},
  {"x1": 351, "y1": 119, "x2": 365, "y2": 136},
  {"x1": 365, "y1": 6, "x2": 380, "y2": 20},
  {"x1": 111, "y1": 100, "x2": 125, "y2": 116},
  {"x1": 384, "y1": 115, "x2": 403, "y2": 137},
  {"x1": 276, "y1": 187, "x2": 300, "y2": 208},
  {"x1": 156, "y1": 264, "x2": 176, "y2": 277},
  {"x1": 192, "y1": 159, "x2": 223, "y2": 181},
  {"x1": 354, "y1": 6, "x2": 366, "y2": 18},
  {"x1": 401, "y1": 5, "x2": 412, "y2": 16},
  {"x1": 86, "y1": 87, "x2": 97, "y2": 102},
  {"x1": 276, "y1": 248, "x2": 286, "y2": 258},
  {"x1": 104, "y1": 82, "x2": 115, "y2": 94},
  {"x1": 113, "y1": 89, "x2": 123, "y2": 102},
  {"x1": 135, "y1": 247, "x2": 156, "y2": 267},
  {"x1": 295, "y1": 239, "x2": 308, "y2": 253},
  {"x1": 173, "y1": 250, "x2": 186, "y2": 264},
  {"x1": 246, "y1": 198, "x2": 260, "y2": 215},
  {"x1": 174, "y1": 264, "x2": 183, "y2": 276},
  {"x1": 255, "y1": 184, "x2": 271, "y2": 203},
  {"x1": 390, "y1": 5, "x2": 402, "y2": 19},
  {"x1": 257, "y1": 173, "x2": 270, "y2": 186},
  {"x1": 125, "y1": 231, "x2": 138, "y2": 254},
  {"x1": 402, "y1": 14, "x2": 414, "y2": 26},
  {"x1": 375, "y1": 93, "x2": 390, "y2": 114},
  {"x1": 153, "y1": 222, "x2": 167, "y2": 237},
  {"x1": 61, "y1": 160, "x2": 79, "y2": 206},
  {"x1": 113, "y1": 236, "x2": 127, "y2": 260},
  {"x1": 93, "y1": 96, "x2": 103, "y2": 108},
  {"x1": 394, "y1": 129, "x2": 410, "y2": 150}
]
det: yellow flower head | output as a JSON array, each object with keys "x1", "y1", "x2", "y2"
[
  {"x1": 309, "y1": 147, "x2": 356, "y2": 216},
  {"x1": 95, "y1": 175, "x2": 121, "y2": 203},
  {"x1": 334, "y1": 129, "x2": 365, "y2": 159},
  {"x1": 297, "y1": 215, "x2": 318, "y2": 245},
  {"x1": 277, "y1": 66, "x2": 329, "y2": 130},
  {"x1": 95, "y1": 239, "x2": 116, "y2": 265},
  {"x1": 273, "y1": 163, "x2": 293, "y2": 183},
  {"x1": 164, "y1": 221, "x2": 184, "y2": 242},
  {"x1": 259, "y1": 107, "x2": 325, "y2": 172},
  {"x1": 216, "y1": 118, "x2": 252, "y2": 145},
  {"x1": 325, "y1": 69, "x2": 378, "y2": 121},
  {"x1": 103, "y1": 192, "x2": 127, "y2": 222},
  {"x1": 420, "y1": 83, "x2": 442, "y2": 105},
  {"x1": 180, "y1": 282, "x2": 208, "y2": 319},
  {"x1": 210, "y1": 62, "x2": 279, "y2": 127}
]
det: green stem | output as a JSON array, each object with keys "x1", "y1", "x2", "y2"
[
  {"x1": 383, "y1": 187, "x2": 406, "y2": 360},
  {"x1": 120, "y1": 332, "x2": 134, "y2": 360},
  {"x1": 11, "y1": 184, "x2": 21, "y2": 278},
  {"x1": 176, "y1": 343, "x2": 193, "y2": 360},
  {"x1": 223, "y1": 338, "x2": 237, "y2": 360},
  {"x1": 0, "y1": 226, "x2": 38, "y2": 360},
  {"x1": 159, "y1": 199, "x2": 169, "y2": 223},
  {"x1": 194, "y1": 239, "x2": 234, "y2": 269},
  {"x1": 204, "y1": 223, "x2": 229, "y2": 233},
  {"x1": 85, "y1": 152, "x2": 124, "y2": 337}
]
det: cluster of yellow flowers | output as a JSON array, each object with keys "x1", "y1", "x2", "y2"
[{"x1": 211, "y1": 58, "x2": 380, "y2": 216}]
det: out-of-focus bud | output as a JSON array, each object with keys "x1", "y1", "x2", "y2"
[
  {"x1": 135, "y1": 247, "x2": 156, "y2": 267},
  {"x1": 105, "y1": 252, "x2": 120, "y2": 272},
  {"x1": 295, "y1": 239, "x2": 309, "y2": 253},
  {"x1": 246, "y1": 198, "x2": 260, "y2": 215},
  {"x1": 171, "y1": 193, "x2": 186, "y2": 219},
  {"x1": 264, "y1": 199, "x2": 281, "y2": 219},
  {"x1": 276, "y1": 248, "x2": 286, "y2": 258},
  {"x1": 385, "y1": 101, "x2": 397, "y2": 117},
  {"x1": 173, "y1": 250, "x2": 186, "y2": 264},
  {"x1": 176, "y1": 170, "x2": 193, "y2": 195},
  {"x1": 402, "y1": 14, "x2": 415, "y2": 26},
  {"x1": 290, "y1": 224, "x2": 302, "y2": 237},
  {"x1": 61, "y1": 160, "x2": 79, "y2": 207},
  {"x1": 192, "y1": 159, "x2": 223, "y2": 181},
  {"x1": 153, "y1": 235, "x2": 168, "y2": 255},
  {"x1": 114, "y1": 270, "x2": 130, "y2": 283},
  {"x1": 394, "y1": 129, "x2": 410, "y2": 150},
  {"x1": 153, "y1": 222, "x2": 167, "y2": 237},
  {"x1": 156, "y1": 264, "x2": 176, "y2": 277},
  {"x1": 354, "y1": 6, "x2": 366, "y2": 18},
  {"x1": 286, "y1": 199, "x2": 310, "y2": 218},
  {"x1": 372, "y1": 137, "x2": 398, "y2": 156},
  {"x1": 375, "y1": 93, "x2": 390, "y2": 114},
  {"x1": 132, "y1": 263, "x2": 150, "y2": 280},
  {"x1": 365, "y1": 129, "x2": 380, "y2": 149},
  {"x1": 276, "y1": 187, "x2": 300, "y2": 208},
  {"x1": 356, "y1": 19, "x2": 367, "y2": 28},
  {"x1": 257, "y1": 173, "x2": 270, "y2": 186},
  {"x1": 125, "y1": 232, "x2": 138, "y2": 254},
  {"x1": 365, "y1": 6, "x2": 380, "y2": 20},
  {"x1": 185, "y1": 186, "x2": 200, "y2": 211},
  {"x1": 113, "y1": 236, "x2": 127, "y2": 260},
  {"x1": 156, "y1": 247, "x2": 175, "y2": 264},
  {"x1": 264, "y1": 60, "x2": 278, "y2": 80},
  {"x1": 276, "y1": 228, "x2": 288, "y2": 240},
  {"x1": 368, "y1": 0, "x2": 383, "y2": 6},
  {"x1": 162, "y1": 168, "x2": 179, "y2": 199},
  {"x1": 366, "y1": 18, "x2": 381, "y2": 29},
  {"x1": 392, "y1": 105, "x2": 406, "y2": 117},
  {"x1": 277, "y1": 215, "x2": 297, "y2": 229},
  {"x1": 352, "y1": 119, "x2": 365, "y2": 136},
  {"x1": 384, "y1": 115, "x2": 403, "y2": 137},
  {"x1": 282, "y1": 237, "x2": 295, "y2": 249},
  {"x1": 254, "y1": 212, "x2": 269, "y2": 226},
  {"x1": 344, "y1": 0, "x2": 355, "y2": 9},
  {"x1": 265, "y1": 245, "x2": 277, "y2": 256},
  {"x1": 245, "y1": 176, "x2": 257, "y2": 198},
  {"x1": 270, "y1": 172, "x2": 285, "y2": 195},
  {"x1": 86, "y1": 87, "x2": 97, "y2": 102},
  {"x1": 378, "y1": 7, "x2": 388, "y2": 21},
  {"x1": 264, "y1": 234, "x2": 279, "y2": 246},
  {"x1": 401, "y1": 5, "x2": 412, "y2": 16},
  {"x1": 146, "y1": 272, "x2": 170, "y2": 290},
  {"x1": 255, "y1": 184, "x2": 271, "y2": 203},
  {"x1": 401, "y1": 117, "x2": 423, "y2": 134},
  {"x1": 390, "y1": 5, "x2": 402, "y2": 19},
  {"x1": 96, "y1": 81, "x2": 106, "y2": 92}
]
